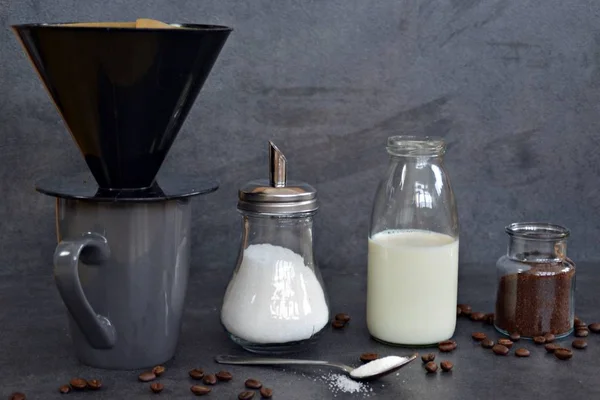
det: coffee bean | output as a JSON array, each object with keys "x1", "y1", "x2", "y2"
[
  {"x1": 87, "y1": 379, "x2": 102, "y2": 390},
  {"x1": 245, "y1": 378, "x2": 262, "y2": 389},
  {"x1": 332, "y1": 320, "x2": 346, "y2": 329},
  {"x1": 554, "y1": 348, "x2": 573, "y2": 360},
  {"x1": 216, "y1": 370, "x2": 233, "y2": 381},
  {"x1": 139, "y1": 371, "x2": 157, "y2": 382},
  {"x1": 572, "y1": 339, "x2": 588, "y2": 350},
  {"x1": 424, "y1": 361, "x2": 438, "y2": 373},
  {"x1": 509, "y1": 332, "x2": 521, "y2": 341},
  {"x1": 9, "y1": 393, "x2": 26, "y2": 400},
  {"x1": 438, "y1": 340, "x2": 457, "y2": 352},
  {"x1": 497, "y1": 338, "x2": 513, "y2": 349},
  {"x1": 575, "y1": 329, "x2": 589, "y2": 338},
  {"x1": 189, "y1": 368, "x2": 205, "y2": 380},
  {"x1": 190, "y1": 385, "x2": 211, "y2": 395},
  {"x1": 481, "y1": 339, "x2": 495, "y2": 349},
  {"x1": 485, "y1": 313, "x2": 495, "y2": 325},
  {"x1": 152, "y1": 365, "x2": 166, "y2": 376},
  {"x1": 515, "y1": 348, "x2": 530, "y2": 357},
  {"x1": 458, "y1": 304, "x2": 472, "y2": 316},
  {"x1": 58, "y1": 385, "x2": 70, "y2": 394},
  {"x1": 202, "y1": 374, "x2": 217, "y2": 385},
  {"x1": 239, "y1": 391, "x2": 255, "y2": 400},
  {"x1": 533, "y1": 336, "x2": 546, "y2": 344},
  {"x1": 457, "y1": 306, "x2": 462, "y2": 316},
  {"x1": 260, "y1": 387, "x2": 274, "y2": 399},
  {"x1": 150, "y1": 382, "x2": 164, "y2": 393},
  {"x1": 335, "y1": 313, "x2": 351, "y2": 323},
  {"x1": 589, "y1": 323, "x2": 600, "y2": 333},
  {"x1": 492, "y1": 344, "x2": 509, "y2": 356},
  {"x1": 360, "y1": 353, "x2": 379, "y2": 363},
  {"x1": 470, "y1": 312, "x2": 486, "y2": 322},
  {"x1": 70, "y1": 378, "x2": 87, "y2": 390},
  {"x1": 472, "y1": 332, "x2": 486, "y2": 341},
  {"x1": 575, "y1": 319, "x2": 587, "y2": 329},
  {"x1": 421, "y1": 353, "x2": 436, "y2": 363},
  {"x1": 545, "y1": 343, "x2": 560, "y2": 353},
  {"x1": 440, "y1": 361, "x2": 453, "y2": 372},
  {"x1": 543, "y1": 333, "x2": 556, "y2": 343}
]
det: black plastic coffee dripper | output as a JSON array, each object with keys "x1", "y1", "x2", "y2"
[{"x1": 12, "y1": 22, "x2": 232, "y2": 191}]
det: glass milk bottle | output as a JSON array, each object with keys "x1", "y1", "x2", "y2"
[
  {"x1": 220, "y1": 141, "x2": 329, "y2": 353},
  {"x1": 367, "y1": 136, "x2": 459, "y2": 346}
]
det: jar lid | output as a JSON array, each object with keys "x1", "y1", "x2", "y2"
[{"x1": 238, "y1": 141, "x2": 318, "y2": 214}]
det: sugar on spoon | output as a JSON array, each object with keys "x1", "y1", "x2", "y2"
[{"x1": 215, "y1": 353, "x2": 417, "y2": 381}]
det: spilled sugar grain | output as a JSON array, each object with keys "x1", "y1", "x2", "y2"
[{"x1": 321, "y1": 373, "x2": 373, "y2": 396}]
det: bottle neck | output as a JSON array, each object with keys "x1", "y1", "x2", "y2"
[{"x1": 507, "y1": 236, "x2": 568, "y2": 262}]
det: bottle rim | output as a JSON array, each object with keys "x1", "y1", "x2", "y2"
[
  {"x1": 386, "y1": 136, "x2": 446, "y2": 156},
  {"x1": 505, "y1": 222, "x2": 570, "y2": 240}
]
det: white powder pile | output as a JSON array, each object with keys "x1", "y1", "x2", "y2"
[
  {"x1": 321, "y1": 373, "x2": 372, "y2": 396},
  {"x1": 350, "y1": 356, "x2": 407, "y2": 379},
  {"x1": 221, "y1": 243, "x2": 329, "y2": 344}
]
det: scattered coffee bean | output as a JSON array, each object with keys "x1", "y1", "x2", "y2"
[
  {"x1": 139, "y1": 371, "x2": 157, "y2": 382},
  {"x1": 70, "y1": 378, "x2": 88, "y2": 390},
  {"x1": 515, "y1": 348, "x2": 530, "y2": 357},
  {"x1": 360, "y1": 352, "x2": 379, "y2": 363},
  {"x1": 150, "y1": 382, "x2": 164, "y2": 393},
  {"x1": 189, "y1": 368, "x2": 205, "y2": 380},
  {"x1": 492, "y1": 344, "x2": 509, "y2": 356},
  {"x1": 335, "y1": 313, "x2": 351, "y2": 323},
  {"x1": 509, "y1": 332, "x2": 521, "y2": 341},
  {"x1": 575, "y1": 319, "x2": 587, "y2": 329},
  {"x1": 216, "y1": 370, "x2": 233, "y2": 382},
  {"x1": 87, "y1": 379, "x2": 102, "y2": 390},
  {"x1": 470, "y1": 312, "x2": 486, "y2": 322},
  {"x1": 533, "y1": 336, "x2": 546, "y2": 345},
  {"x1": 259, "y1": 387, "x2": 274, "y2": 399},
  {"x1": 498, "y1": 338, "x2": 513, "y2": 349},
  {"x1": 575, "y1": 329, "x2": 589, "y2": 338},
  {"x1": 481, "y1": 339, "x2": 495, "y2": 349},
  {"x1": 9, "y1": 393, "x2": 26, "y2": 400},
  {"x1": 458, "y1": 304, "x2": 472, "y2": 316},
  {"x1": 190, "y1": 385, "x2": 211, "y2": 395},
  {"x1": 202, "y1": 374, "x2": 217, "y2": 385},
  {"x1": 245, "y1": 378, "x2": 263, "y2": 389},
  {"x1": 572, "y1": 339, "x2": 588, "y2": 350},
  {"x1": 440, "y1": 361, "x2": 453, "y2": 372},
  {"x1": 485, "y1": 313, "x2": 495, "y2": 325},
  {"x1": 472, "y1": 332, "x2": 487, "y2": 341},
  {"x1": 421, "y1": 353, "x2": 436, "y2": 363},
  {"x1": 152, "y1": 365, "x2": 166, "y2": 376},
  {"x1": 424, "y1": 361, "x2": 438, "y2": 373},
  {"x1": 554, "y1": 348, "x2": 573, "y2": 360},
  {"x1": 545, "y1": 343, "x2": 560, "y2": 353},
  {"x1": 332, "y1": 320, "x2": 346, "y2": 329},
  {"x1": 457, "y1": 306, "x2": 462, "y2": 316},
  {"x1": 588, "y1": 323, "x2": 600, "y2": 333},
  {"x1": 543, "y1": 333, "x2": 556, "y2": 343},
  {"x1": 438, "y1": 340, "x2": 457, "y2": 352},
  {"x1": 239, "y1": 391, "x2": 255, "y2": 400},
  {"x1": 58, "y1": 385, "x2": 70, "y2": 394}
]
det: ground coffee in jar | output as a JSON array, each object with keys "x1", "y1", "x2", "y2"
[{"x1": 494, "y1": 223, "x2": 575, "y2": 339}]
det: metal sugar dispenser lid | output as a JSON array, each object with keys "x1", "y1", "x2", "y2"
[{"x1": 238, "y1": 142, "x2": 318, "y2": 214}]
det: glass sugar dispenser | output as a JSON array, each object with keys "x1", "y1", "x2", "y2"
[
  {"x1": 220, "y1": 141, "x2": 329, "y2": 354},
  {"x1": 494, "y1": 222, "x2": 575, "y2": 339}
]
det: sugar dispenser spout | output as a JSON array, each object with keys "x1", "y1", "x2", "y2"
[{"x1": 269, "y1": 141, "x2": 287, "y2": 187}]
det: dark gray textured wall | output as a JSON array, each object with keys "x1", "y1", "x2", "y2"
[{"x1": 1, "y1": 0, "x2": 599, "y2": 277}]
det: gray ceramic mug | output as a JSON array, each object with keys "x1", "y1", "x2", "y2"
[{"x1": 53, "y1": 197, "x2": 191, "y2": 370}]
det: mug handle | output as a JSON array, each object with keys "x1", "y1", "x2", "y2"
[{"x1": 53, "y1": 232, "x2": 117, "y2": 349}]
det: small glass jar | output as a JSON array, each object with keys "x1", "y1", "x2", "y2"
[
  {"x1": 220, "y1": 142, "x2": 329, "y2": 354},
  {"x1": 494, "y1": 222, "x2": 575, "y2": 339},
  {"x1": 367, "y1": 136, "x2": 459, "y2": 346}
]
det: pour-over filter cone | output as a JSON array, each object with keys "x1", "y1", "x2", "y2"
[{"x1": 13, "y1": 22, "x2": 232, "y2": 190}]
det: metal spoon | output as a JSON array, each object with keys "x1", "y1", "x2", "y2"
[{"x1": 215, "y1": 353, "x2": 417, "y2": 381}]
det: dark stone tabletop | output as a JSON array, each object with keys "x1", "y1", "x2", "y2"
[{"x1": 1, "y1": 262, "x2": 598, "y2": 399}]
